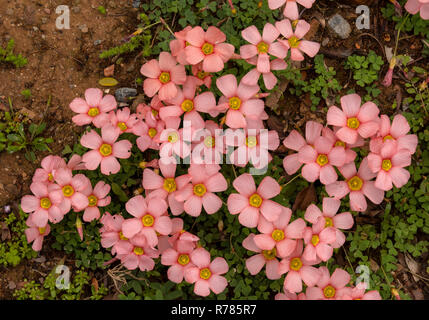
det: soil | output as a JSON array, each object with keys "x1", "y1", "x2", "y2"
[{"x1": 0, "y1": 0, "x2": 427, "y2": 300}]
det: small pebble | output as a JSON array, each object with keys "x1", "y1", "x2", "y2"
[
  {"x1": 115, "y1": 88, "x2": 138, "y2": 103},
  {"x1": 94, "y1": 39, "x2": 102, "y2": 46},
  {"x1": 72, "y1": 6, "x2": 81, "y2": 14},
  {"x1": 328, "y1": 13, "x2": 351, "y2": 40}
]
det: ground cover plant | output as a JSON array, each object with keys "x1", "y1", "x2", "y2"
[{"x1": 0, "y1": 0, "x2": 428, "y2": 301}]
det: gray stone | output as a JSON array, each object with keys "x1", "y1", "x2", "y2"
[
  {"x1": 94, "y1": 39, "x2": 102, "y2": 46},
  {"x1": 79, "y1": 24, "x2": 88, "y2": 33},
  {"x1": 328, "y1": 14, "x2": 351, "y2": 40},
  {"x1": 115, "y1": 88, "x2": 138, "y2": 103},
  {"x1": 132, "y1": 0, "x2": 141, "y2": 8}
]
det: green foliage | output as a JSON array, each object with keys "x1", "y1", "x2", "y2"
[
  {"x1": 345, "y1": 50, "x2": 384, "y2": 87},
  {"x1": 302, "y1": 54, "x2": 342, "y2": 108},
  {"x1": 13, "y1": 269, "x2": 108, "y2": 300},
  {"x1": 97, "y1": 6, "x2": 107, "y2": 15},
  {"x1": 0, "y1": 39, "x2": 28, "y2": 68},
  {"x1": 0, "y1": 210, "x2": 37, "y2": 267},
  {"x1": 21, "y1": 89, "x2": 31, "y2": 100}
]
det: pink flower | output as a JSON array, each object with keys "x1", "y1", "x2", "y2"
[
  {"x1": 367, "y1": 140, "x2": 412, "y2": 191},
  {"x1": 140, "y1": 51, "x2": 186, "y2": 101},
  {"x1": 369, "y1": 114, "x2": 418, "y2": 155},
  {"x1": 66, "y1": 154, "x2": 87, "y2": 171},
  {"x1": 191, "y1": 63, "x2": 212, "y2": 89},
  {"x1": 50, "y1": 168, "x2": 91, "y2": 213},
  {"x1": 253, "y1": 207, "x2": 306, "y2": 258},
  {"x1": 325, "y1": 157, "x2": 384, "y2": 212},
  {"x1": 80, "y1": 181, "x2": 111, "y2": 222},
  {"x1": 161, "y1": 240, "x2": 196, "y2": 283},
  {"x1": 282, "y1": 121, "x2": 323, "y2": 175},
  {"x1": 240, "y1": 23, "x2": 287, "y2": 73},
  {"x1": 109, "y1": 107, "x2": 141, "y2": 135},
  {"x1": 80, "y1": 124, "x2": 132, "y2": 175},
  {"x1": 241, "y1": 58, "x2": 287, "y2": 90},
  {"x1": 305, "y1": 267, "x2": 352, "y2": 300},
  {"x1": 304, "y1": 197, "x2": 354, "y2": 248},
  {"x1": 175, "y1": 164, "x2": 227, "y2": 217},
  {"x1": 121, "y1": 195, "x2": 172, "y2": 248},
  {"x1": 275, "y1": 289, "x2": 306, "y2": 300},
  {"x1": 322, "y1": 127, "x2": 359, "y2": 165},
  {"x1": 226, "y1": 128, "x2": 279, "y2": 169},
  {"x1": 143, "y1": 162, "x2": 191, "y2": 216},
  {"x1": 159, "y1": 117, "x2": 192, "y2": 162},
  {"x1": 405, "y1": 0, "x2": 429, "y2": 20},
  {"x1": 268, "y1": 0, "x2": 316, "y2": 20},
  {"x1": 25, "y1": 218, "x2": 50, "y2": 251},
  {"x1": 242, "y1": 233, "x2": 282, "y2": 280},
  {"x1": 160, "y1": 77, "x2": 216, "y2": 129},
  {"x1": 117, "y1": 238, "x2": 159, "y2": 271},
  {"x1": 214, "y1": 74, "x2": 264, "y2": 128},
  {"x1": 136, "y1": 96, "x2": 163, "y2": 123},
  {"x1": 99, "y1": 213, "x2": 130, "y2": 257},
  {"x1": 184, "y1": 248, "x2": 229, "y2": 297},
  {"x1": 382, "y1": 58, "x2": 395, "y2": 87},
  {"x1": 276, "y1": 19, "x2": 320, "y2": 61},
  {"x1": 135, "y1": 118, "x2": 165, "y2": 152},
  {"x1": 298, "y1": 135, "x2": 346, "y2": 185},
  {"x1": 184, "y1": 26, "x2": 235, "y2": 73},
  {"x1": 302, "y1": 217, "x2": 336, "y2": 262},
  {"x1": 278, "y1": 240, "x2": 321, "y2": 293},
  {"x1": 70, "y1": 88, "x2": 117, "y2": 128},
  {"x1": 169, "y1": 26, "x2": 193, "y2": 65},
  {"x1": 158, "y1": 218, "x2": 199, "y2": 254},
  {"x1": 327, "y1": 93, "x2": 380, "y2": 144},
  {"x1": 340, "y1": 282, "x2": 382, "y2": 300},
  {"x1": 32, "y1": 155, "x2": 66, "y2": 184},
  {"x1": 191, "y1": 120, "x2": 225, "y2": 165},
  {"x1": 227, "y1": 173, "x2": 283, "y2": 228}
]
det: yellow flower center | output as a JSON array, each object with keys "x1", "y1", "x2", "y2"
[
  {"x1": 323, "y1": 285, "x2": 336, "y2": 298},
  {"x1": 311, "y1": 235, "x2": 320, "y2": 246},
  {"x1": 383, "y1": 135, "x2": 394, "y2": 142},
  {"x1": 142, "y1": 214, "x2": 155, "y2": 227},
  {"x1": 48, "y1": 173, "x2": 54, "y2": 182},
  {"x1": 271, "y1": 229, "x2": 285, "y2": 242},
  {"x1": 325, "y1": 217, "x2": 333, "y2": 228},
  {"x1": 181, "y1": 99, "x2": 194, "y2": 112},
  {"x1": 193, "y1": 184, "x2": 207, "y2": 197},
  {"x1": 177, "y1": 254, "x2": 190, "y2": 266},
  {"x1": 88, "y1": 107, "x2": 100, "y2": 117},
  {"x1": 201, "y1": 43, "x2": 214, "y2": 55},
  {"x1": 40, "y1": 197, "x2": 52, "y2": 209},
  {"x1": 99, "y1": 144, "x2": 112, "y2": 157},
  {"x1": 163, "y1": 178, "x2": 177, "y2": 193},
  {"x1": 262, "y1": 248, "x2": 277, "y2": 260},
  {"x1": 316, "y1": 154, "x2": 329, "y2": 167},
  {"x1": 200, "y1": 267, "x2": 212, "y2": 280},
  {"x1": 249, "y1": 193, "x2": 262, "y2": 208},
  {"x1": 133, "y1": 247, "x2": 144, "y2": 256},
  {"x1": 335, "y1": 141, "x2": 346, "y2": 148},
  {"x1": 119, "y1": 231, "x2": 128, "y2": 241},
  {"x1": 347, "y1": 176, "x2": 363, "y2": 191},
  {"x1": 88, "y1": 195, "x2": 98, "y2": 207},
  {"x1": 382, "y1": 159, "x2": 392, "y2": 171},
  {"x1": 197, "y1": 71, "x2": 209, "y2": 79},
  {"x1": 118, "y1": 122, "x2": 128, "y2": 131},
  {"x1": 257, "y1": 41, "x2": 269, "y2": 53},
  {"x1": 246, "y1": 136, "x2": 258, "y2": 148},
  {"x1": 148, "y1": 128, "x2": 157, "y2": 138},
  {"x1": 290, "y1": 257, "x2": 303, "y2": 271},
  {"x1": 229, "y1": 97, "x2": 242, "y2": 110},
  {"x1": 204, "y1": 136, "x2": 215, "y2": 148},
  {"x1": 168, "y1": 132, "x2": 179, "y2": 143},
  {"x1": 159, "y1": 72, "x2": 171, "y2": 84},
  {"x1": 62, "y1": 185, "x2": 75, "y2": 198},
  {"x1": 288, "y1": 36, "x2": 300, "y2": 48},
  {"x1": 38, "y1": 227, "x2": 46, "y2": 235},
  {"x1": 347, "y1": 117, "x2": 360, "y2": 129}
]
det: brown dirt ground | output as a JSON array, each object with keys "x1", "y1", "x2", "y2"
[{"x1": 0, "y1": 0, "x2": 427, "y2": 300}]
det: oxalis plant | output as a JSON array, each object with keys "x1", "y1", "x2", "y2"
[{"x1": 19, "y1": 0, "x2": 425, "y2": 300}]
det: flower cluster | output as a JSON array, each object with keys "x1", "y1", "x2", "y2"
[
  {"x1": 283, "y1": 93, "x2": 417, "y2": 212},
  {"x1": 19, "y1": 1, "x2": 417, "y2": 300}
]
